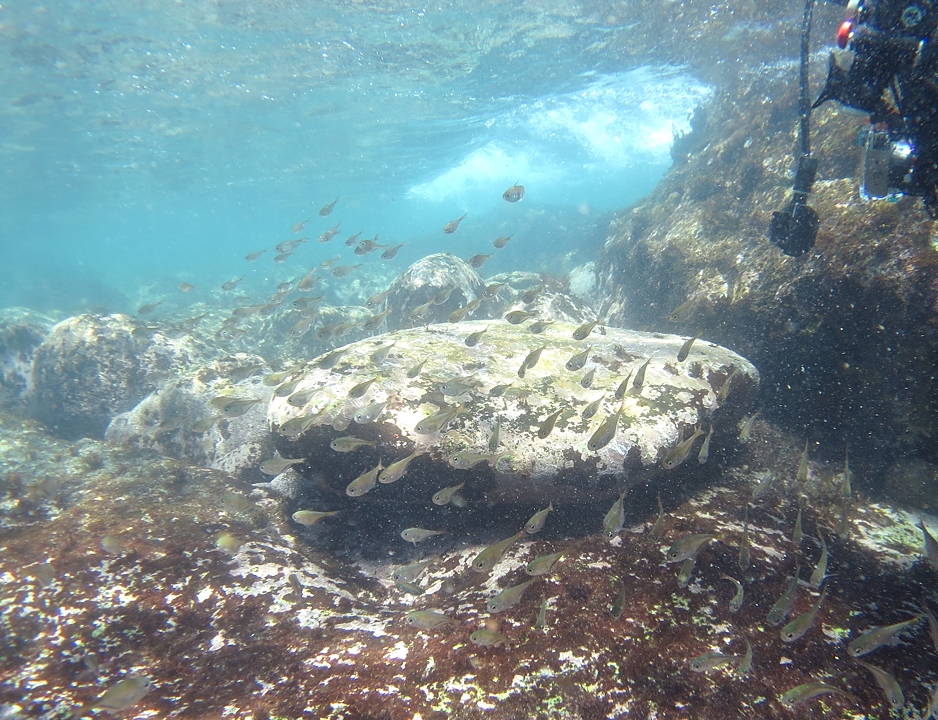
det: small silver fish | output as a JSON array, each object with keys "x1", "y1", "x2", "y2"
[
  {"x1": 520, "y1": 286, "x2": 542, "y2": 304},
  {"x1": 487, "y1": 578, "x2": 537, "y2": 613},
  {"x1": 505, "y1": 309, "x2": 536, "y2": 325},
  {"x1": 796, "y1": 439, "x2": 810, "y2": 482},
  {"x1": 676, "y1": 331, "x2": 702, "y2": 362},
  {"x1": 443, "y1": 213, "x2": 466, "y2": 234},
  {"x1": 666, "y1": 533, "x2": 719, "y2": 563},
  {"x1": 793, "y1": 507, "x2": 804, "y2": 544},
  {"x1": 738, "y1": 410, "x2": 759, "y2": 442},
  {"x1": 330, "y1": 436, "x2": 376, "y2": 452},
  {"x1": 689, "y1": 651, "x2": 740, "y2": 673},
  {"x1": 610, "y1": 582, "x2": 627, "y2": 619},
  {"x1": 587, "y1": 399, "x2": 626, "y2": 452},
  {"x1": 766, "y1": 566, "x2": 800, "y2": 626},
  {"x1": 581, "y1": 395, "x2": 604, "y2": 420},
  {"x1": 354, "y1": 398, "x2": 391, "y2": 424},
  {"x1": 487, "y1": 421, "x2": 501, "y2": 452},
  {"x1": 366, "y1": 288, "x2": 392, "y2": 309},
  {"x1": 401, "y1": 527, "x2": 446, "y2": 544},
  {"x1": 524, "y1": 502, "x2": 553, "y2": 534},
  {"x1": 856, "y1": 660, "x2": 904, "y2": 709},
  {"x1": 677, "y1": 557, "x2": 696, "y2": 587},
  {"x1": 319, "y1": 197, "x2": 338, "y2": 216},
  {"x1": 736, "y1": 637, "x2": 752, "y2": 675},
  {"x1": 847, "y1": 615, "x2": 924, "y2": 657},
  {"x1": 470, "y1": 627, "x2": 507, "y2": 647},
  {"x1": 465, "y1": 326, "x2": 489, "y2": 347},
  {"x1": 381, "y1": 242, "x2": 405, "y2": 260},
  {"x1": 779, "y1": 681, "x2": 858, "y2": 707},
  {"x1": 405, "y1": 610, "x2": 454, "y2": 629},
  {"x1": 919, "y1": 517, "x2": 938, "y2": 572},
  {"x1": 720, "y1": 574, "x2": 745, "y2": 612},
  {"x1": 440, "y1": 375, "x2": 480, "y2": 396},
  {"x1": 650, "y1": 495, "x2": 666, "y2": 541},
  {"x1": 432, "y1": 482, "x2": 465, "y2": 506},
  {"x1": 72, "y1": 676, "x2": 152, "y2": 716},
  {"x1": 367, "y1": 334, "x2": 394, "y2": 356},
  {"x1": 344, "y1": 230, "x2": 363, "y2": 247},
  {"x1": 414, "y1": 404, "x2": 467, "y2": 434},
  {"x1": 319, "y1": 222, "x2": 342, "y2": 242},
  {"x1": 661, "y1": 426, "x2": 705, "y2": 469},
  {"x1": 528, "y1": 319, "x2": 555, "y2": 334},
  {"x1": 407, "y1": 359, "x2": 427, "y2": 378},
  {"x1": 780, "y1": 586, "x2": 827, "y2": 642},
  {"x1": 535, "y1": 595, "x2": 548, "y2": 629},
  {"x1": 259, "y1": 455, "x2": 306, "y2": 475},
  {"x1": 468, "y1": 253, "x2": 492, "y2": 269},
  {"x1": 631, "y1": 357, "x2": 652, "y2": 391},
  {"x1": 536, "y1": 408, "x2": 565, "y2": 439},
  {"x1": 392, "y1": 558, "x2": 435, "y2": 584},
  {"x1": 493, "y1": 234, "x2": 513, "y2": 249},
  {"x1": 348, "y1": 376, "x2": 379, "y2": 399},
  {"x1": 346, "y1": 461, "x2": 384, "y2": 497},
  {"x1": 603, "y1": 489, "x2": 627, "y2": 540},
  {"x1": 525, "y1": 551, "x2": 565, "y2": 576},
  {"x1": 697, "y1": 426, "x2": 713, "y2": 464},
  {"x1": 292, "y1": 510, "x2": 340, "y2": 526},
  {"x1": 580, "y1": 367, "x2": 596, "y2": 388},
  {"x1": 808, "y1": 532, "x2": 829, "y2": 588},
  {"x1": 518, "y1": 344, "x2": 548, "y2": 377},
  {"x1": 565, "y1": 345, "x2": 593, "y2": 371},
  {"x1": 502, "y1": 183, "x2": 524, "y2": 202},
  {"x1": 378, "y1": 450, "x2": 423, "y2": 484},
  {"x1": 614, "y1": 370, "x2": 634, "y2": 400},
  {"x1": 572, "y1": 318, "x2": 604, "y2": 341},
  {"x1": 471, "y1": 531, "x2": 525, "y2": 573}
]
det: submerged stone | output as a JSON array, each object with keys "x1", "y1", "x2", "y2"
[{"x1": 268, "y1": 320, "x2": 758, "y2": 504}]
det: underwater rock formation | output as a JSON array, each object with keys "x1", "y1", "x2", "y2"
[
  {"x1": 595, "y1": 65, "x2": 938, "y2": 480},
  {"x1": 0, "y1": 307, "x2": 54, "y2": 410},
  {"x1": 385, "y1": 253, "x2": 488, "y2": 330},
  {"x1": 29, "y1": 314, "x2": 210, "y2": 439},
  {"x1": 268, "y1": 320, "x2": 758, "y2": 505},
  {"x1": 104, "y1": 353, "x2": 276, "y2": 483},
  {"x1": 2, "y1": 412, "x2": 936, "y2": 719}
]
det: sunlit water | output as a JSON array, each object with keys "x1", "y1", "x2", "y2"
[{"x1": 1, "y1": 1, "x2": 711, "y2": 314}]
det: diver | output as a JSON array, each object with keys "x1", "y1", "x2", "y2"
[{"x1": 769, "y1": 0, "x2": 938, "y2": 256}]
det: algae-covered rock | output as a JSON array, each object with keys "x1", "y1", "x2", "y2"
[
  {"x1": 595, "y1": 65, "x2": 938, "y2": 479},
  {"x1": 268, "y1": 320, "x2": 758, "y2": 504},
  {"x1": 0, "y1": 307, "x2": 55, "y2": 409},
  {"x1": 30, "y1": 314, "x2": 210, "y2": 439},
  {"x1": 385, "y1": 253, "x2": 488, "y2": 330},
  {"x1": 104, "y1": 353, "x2": 276, "y2": 483}
]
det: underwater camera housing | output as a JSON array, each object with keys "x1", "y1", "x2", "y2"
[
  {"x1": 771, "y1": 0, "x2": 937, "y2": 256},
  {"x1": 815, "y1": 0, "x2": 938, "y2": 207}
]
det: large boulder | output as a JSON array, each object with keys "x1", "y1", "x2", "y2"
[
  {"x1": 595, "y1": 65, "x2": 938, "y2": 481},
  {"x1": 30, "y1": 314, "x2": 210, "y2": 439},
  {"x1": 0, "y1": 307, "x2": 55, "y2": 410},
  {"x1": 267, "y1": 320, "x2": 758, "y2": 505},
  {"x1": 104, "y1": 354, "x2": 276, "y2": 483}
]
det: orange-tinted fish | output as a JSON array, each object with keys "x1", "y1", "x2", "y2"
[
  {"x1": 319, "y1": 197, "x2": 338, "y2": 216},
  {"x1": 502, "y1": 183, "x2": 524, "y2": 202},
  {"x1": 443, "y1": 213, "x2": 467, "y2": 234}
]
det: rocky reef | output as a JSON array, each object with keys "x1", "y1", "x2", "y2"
[
  {"x1": 595, "y1": 62, "x2": 938, "y2": 487},
  {"x1": 269, "y1": 320, "x2": 758, "y2": 505},
  {"x1": 2, "y1": 411, "x2": 937, "y2": 719}
]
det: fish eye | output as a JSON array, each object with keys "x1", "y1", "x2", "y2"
[{"x1": 784, "y1": 632, "x2": 795, "y2": 640}]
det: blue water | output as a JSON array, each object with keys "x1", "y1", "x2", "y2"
[{"x1": 0, "y1": 1, "x2": 711, "y2": 315}]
